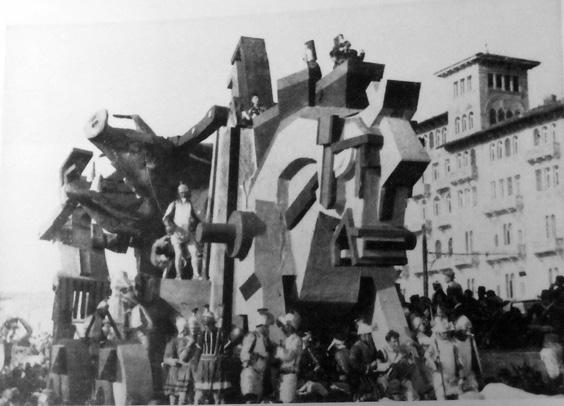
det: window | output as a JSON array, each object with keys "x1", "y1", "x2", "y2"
[
  {"x1": 542, "y1": 126, "x2": 548, "y2": 143},
  {"x1": 432, "y1": 163, "x2": 439, "y2": 181},
  {"x1": 445, "y1": 158, "x2": 451, "y2": 174},
  {"x1": 446, "y1": 192, "x2": 452, "y2": 213},
  {"x1": 448, "y1": 238, "x2": 453, "y2": 255},
  {"x1": 504, "y1": 75, "x2": 511, "y2": 91},
  {"x1": 465, "y1": 230, "x2": 474, "y2": 252},
  {"x1": 436, "y1": 131, "x2": 441, "y2": 147},
  {"x1": 536, "y1": 169, "x2": 542, "y2": 191},
  {"x1": 554, "y1": 165, "x2": 559, "y2": 186},
  {"x1": 488, "y1": 73, "x2": 494, "y2": 88},
  {"x1": 518, "y1": 229, "x2": 524, "y2": 244},
  {"x1": 429, "y1": 131, "x2": 434, "y2": 149},
  {"x1": 491, "y1": 181, "x2": 496, "y2": 199},
  {"x1": 545, "y1": 215, "x2": 551, "y2": 238},
  {"x1": 490, "y1": 109, "x2": 497, "y2": 125},
  {"x1": 504, "y1": 138, "x2": 511, "y2": 156},
  {"x1": 515, "y1": 110, "x2": 521, "y2": 117},
  {"x1": 545, "y1": 167, "x2": 551, "y2": 189},
  {"x1": 494, "y1": 234, "x2": 499, "y2": 247},
  {"x1": 472, "y1": 186, "x2": 478, "y2": 206},
  {"x1": 496, "y1": 74, "x2": 503, "y2": 88},
  {"x1": 457, "y1": 153, "x2": 462, "y2": 169},
  {"x1": 467, "y1": 76, "x2": 472, "y2": 91},
  {"x1": 453, "y1": 81, "x2": 458, "y2": 97},
  {"x1": 442, "y1": 128, "x2": 447, "y2": 145},
  {"x1": 462, "y1": 115, "x2": 467, "y2": 132},
  {"x1": 465, "y1": 188, "x2": 471, "y2": 207},
  {"x1": 497, "y1": 141, "x2": 503, "y2": 159},
  {"x1": 513, "y1": 76, "x2": 519, "y2": 92},
  {"x1": 507, "y1": 177, "x2": 513, "y2": 196},
  {"x1": 469, "y1": 112, "x2": 474, "y2": 130},
  {"x1": 506, "y1": 273, "x2": 515, "y2": 299},
  {"x1": 552, "y1": 123, "x2": 557, "y2": 142},
  {"x1": 433, "y1": 197, "x2": 440, "y2": 216},
  {"x1": 498, "y1": 109, "x2": 505, "y2": 122},
  {"x1": 499, "y1": 179, "x2": 505, "y2": 198},
  {"x1": 460, "y1": 78, "x2": 465, "y2": 95},
  {"x1": 512, "y1": 136, "x2": 518, "y2": 155},
  {"x1": 458, "y1": 190, "x2": 464, "y2": 208},
  {"x1": 507, "y1": 223, "x2": 512, "y2": 245},
  {"x1": 490, "y1": 143, "x2": 495, "y2": 161},
  {"x1": 506, "y1": 110, "x2": 513, "y2": 119},
  {"x1": 435, "y1": 240, "x2": 442, "y2": 258},
  {"x1": 515, "y1": 175, "x2": 521, "y2": 194},
  {"x1": 551, "y1": 215, "x2": 556, "y2": 238},
  {"x1": 463, "y1": 150, "x2": 469, "y2": 167},
  {"x1": 455, "y1": 118, "x2": 460, "y2": 134},
  {"x1": 534, "y1": 128, "x2": 541, "y2": 146}
]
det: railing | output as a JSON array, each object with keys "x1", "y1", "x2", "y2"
[
  {"x1": 532, "y1": 237, "x2": 564, "y2": 256},
  {"x1": 483, "y1": 194, "x2": 524, "y2": 217},
  {"x1": 454, "y1": 253, "x2": 480, "y2": 268},
  {"x1": 449, "y1": 164, "x2": 478, "y2": 185},
  {"x1": 526, "y1": 141, "x2": 560, "y2": 164}
]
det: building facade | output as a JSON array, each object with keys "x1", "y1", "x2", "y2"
[{"x1": 401, "y1": 53, "x2": 563, "y2": 301}]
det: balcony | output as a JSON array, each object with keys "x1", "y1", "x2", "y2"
[
  {"x1": 533, "y1": 237, "x2": 564, "y2": 257},
  {"x1": 486, "y1": 245, "x2": 524, "y2": 264},
  {"x1": 449, "y1": 164, "x2": 478, "y2": 185},
  {"x1": 411, "y1": 180, "x2": 430, "y2": 200},
  {"x1": 483, "y1": 194, "x2": 524, "y2": 217},
  {"x1": 454, "y1": 253, "x2": 480, "y2": 268},
  {"x1": 436, "y1": 213, "x2": 453, "y2": 230},
  {"x1": 434, "y1": 176, "x2": 451, "y2": 194},
  {"x1": 526, "y1": 141, "x2": 560, "y2": 164}
]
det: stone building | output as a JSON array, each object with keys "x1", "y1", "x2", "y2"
[{"x1": 401, "y1": 52, "x2": 563, "y2": 301}]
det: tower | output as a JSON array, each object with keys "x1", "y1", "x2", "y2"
[{"x1": 435, "y1": 53, "x2": 539, "y2": 142}]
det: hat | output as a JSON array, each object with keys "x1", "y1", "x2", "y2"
[
  {"x1": 454, "y1": 315, "x2": 472, "y2": 332},
  {"x1": 111, "y1": 271, "x2": 132, "y2": 290},
  {"x1": 443, "y1": 269, "x2": 454, "y2": 278},
  {"x1": 411, "y1": 316, "x2": 423, "y2": 331},
  {"x1": 357, "y1": 322, "x2": 373, "y2": 335},
  {"x1": 178, "y1": 183, "x2": 190, "y2": 193}
]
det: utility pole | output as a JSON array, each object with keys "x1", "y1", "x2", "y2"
[{"x1": 422, "y1": 223, "x2": 429, "y2": 298}]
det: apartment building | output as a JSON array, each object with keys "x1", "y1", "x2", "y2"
[{"x1": 401, "y1": 53, "x2": 563, "y2": 301}]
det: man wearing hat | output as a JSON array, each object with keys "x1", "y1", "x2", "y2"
[
  {"x1": 163, "y1": 182, "x2": 202, "y2": 279},
  {"x1": 349, "y1": 321, "x2": 380, "y2": 401},
  {"x1": 239, "y1": 314, "x2": 271, "y2": 403},
  {"x1": 275, "y1": 313, "x2": 303, "y2": 403}
]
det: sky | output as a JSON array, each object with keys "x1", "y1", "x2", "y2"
[{"x1": 0, "y1": 0, "x2": 562, "y2": 293}]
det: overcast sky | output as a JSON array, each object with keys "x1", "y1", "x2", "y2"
[{"x1": 0, "y1": 0, "x2": 562, "y2": 293}]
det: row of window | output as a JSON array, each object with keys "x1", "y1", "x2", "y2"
[
  {"x1": 489, "y1": 108, "x2": 521, "y2": 125},
  {"x1": 488, "y1": 73, "x2": 520, "y2": 92},
  {"x1": 490, "y1": 175, "x2": 521, "y2": 200},
  {"x1": 489, "y1": 136, "x2": 519, "y2": 161},
  {"x1": 421, "y1": 127, "x2": 447, "y2": 150},
  {"x1": 535, "y1": 165, "x2": 560, "y2": 191},
  {"x1": 493, "y1": 223, "x2": 523, "y2": 248},
  {"x1": 453, "y1": 75, "x2": 472, "y2": 97},
  {"x1": 428, "y1": 186, "x2": 478, "y2": 217},
  {"x1": 454, "y1": 112, "x2": 474, "y2": 134},
  {"x1": 533, "y1": 124, "x2": 558, "y2": 146},
  {"x1": 433, "y1": 230, "x2": 474, "y2": 257},
  {"x1": 429, "y1": 149, "x2": 475, "y2": 182}
]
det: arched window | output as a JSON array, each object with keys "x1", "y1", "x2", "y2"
[
  {"x1": 448, "y1": 238, "x2": 453, "y2": 255},
  {"x1": 455, "y1": 118, "x2": 460, "y2": 134},
  {"x1": 462, "y1": 115, "x2": 467, "y2": 132},
  {"x1": 507, "y1": 223, "x2": 512, "y2": 245},
  {"x1": 445, "y1": 192, "x2": 452, "y2": 213},
  {"x1": 515, "y1": 110, "x2": 521, "y2": 117},
  {"x1": 442, "y1": 128, "x2": 447, "y2": 144},
  {"x1": 429, "y1": 131, "x2": 434, "y2": 149},
  {"x1": 490, "y1": 143, "x2": 495, "y2": 161},
  {"x1": 497, "y1": 140, "x2": 503, "y2": 159},
  {"x1": 504, "y1": 138, "x2": 511, "y2": 157},
  {"x1": 463, "y1": 150, "x2": 469, "y2": 167},
  {"x1": 506, "y1": 110, "x2": 513, "y2": 119},
  {"x1": 498, "y1": 109, "x2": 505, "y2": 122},
  {"x1": 436, "y1": 131, "x2": 441, "y2": 147},
  {"x1": 542, "y1": 126, "x2": 548, "y2": 143},
  {"x1": 534, "y1": 128, "x2": 541, "y2": 146},
  {"x1": 490, "y1": 109, "x2": 497, "y2": 125},
  {"x1": 469, "y1": 112, "x2": 474, "y2": 130},
  {"x1": 512, "y1": 135, "x2": 518, "y2": 154},
  {"x1": 433, "y1": 197, "x2": 440, "y2": 216},
  {"x1": 435, "y1": 240, "x2": 442, "y2": 258}
]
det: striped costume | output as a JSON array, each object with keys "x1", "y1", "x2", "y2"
[{"x1": 194, "y1": 327, "x2": 231, "y2": 391}]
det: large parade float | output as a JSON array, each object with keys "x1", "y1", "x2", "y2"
[{"x1": 38, "y1": 36, "x2": 552, "y2": 404}]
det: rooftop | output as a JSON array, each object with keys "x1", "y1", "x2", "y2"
[{"x1": 435, "y1": 53, "x2": 540, "y2": 78}]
